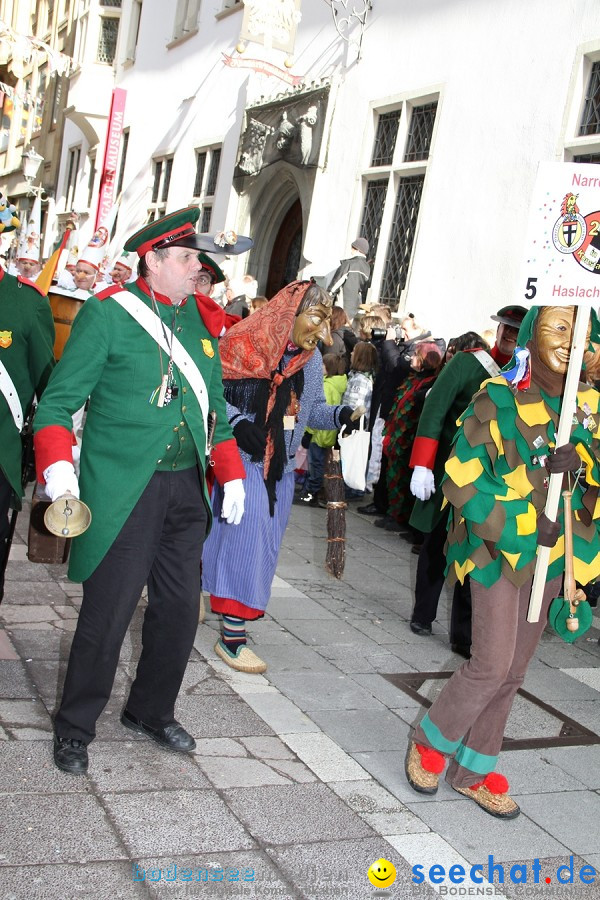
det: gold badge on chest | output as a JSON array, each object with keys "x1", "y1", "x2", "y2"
[
  {"x1": 201, "y1": 338, "x2": 214, "y2": 358},
  {"x1": 0, "y1": 330, "x2": 12, "y2": 348}
]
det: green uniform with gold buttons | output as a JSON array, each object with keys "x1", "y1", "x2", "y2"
[{"x1": 34, "y1": 280, "x2": 234, "y2": 582}]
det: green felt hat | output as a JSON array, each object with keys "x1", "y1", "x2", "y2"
[
  {"x1": 197, "y1": 252, "x2": 225, "y2": 284},
  {"x1": 548, "y1": 595, "x2": 593, "y2": 642},
  {"x1": 124, "y1": 207, "x2": 201, "y2": 256},
  {"x1": 516, "y1": 305, "x2": 600, "y2": 347}
]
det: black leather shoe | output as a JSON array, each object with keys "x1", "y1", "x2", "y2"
[
  {"x1": 410, "y1": 621, "x2": 432, "y2": 636},
  {"x1": 451, "y1": 643, "x2": 471, "y2": 660},
  {"x1": 121, "y1": 709, "x2": 196, "y2": 752},
  {"x1": 54, "y1": 735, "x2": 88, "y2": 775},
  {"x1": 357, "y1": 503, "x2": 380, "y2": 515}
]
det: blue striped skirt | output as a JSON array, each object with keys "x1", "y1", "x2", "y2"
[{"x1": 201, "y1": 464, "x2": 295, "y2": 613}]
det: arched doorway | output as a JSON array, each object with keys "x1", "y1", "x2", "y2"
[{"x1": 266, "y1": 199, "x2": 302, "y2": 297}]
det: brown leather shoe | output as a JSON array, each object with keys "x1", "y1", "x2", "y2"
[
  {"x1": 453, "y1": 773, "x2": 520, "y2": 819},
  {"x1": 405, "y1": 741, "x2": 446, "y2": 794}
]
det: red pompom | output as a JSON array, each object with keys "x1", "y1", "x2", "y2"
[
  {"x1": 416, "y1": 744, "x2": 446, "y2": 774},
  {"x1": 483, "y1": 772, "x2": 509, "y2": 794}
]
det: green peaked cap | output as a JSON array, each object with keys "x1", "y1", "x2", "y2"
[
  {"x1": 197, "y1": 252, "x2": 225, "y2": 284},
  {"x1": 124, "y1": 207, "x2": 201, "y2": 256}
]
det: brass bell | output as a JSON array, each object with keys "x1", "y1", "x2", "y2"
[
  {"x1": 566, "y1": 615, "x2": 579, "y2": 633},
  {"x1": 43, "y1": 493, "x2": 92, "y2": 538}
]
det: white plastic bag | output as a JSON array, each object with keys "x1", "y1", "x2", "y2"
[{"x1": 339, "y1": 416, "x2": 370, "y2": 491}]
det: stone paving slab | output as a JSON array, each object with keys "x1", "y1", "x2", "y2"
[
  {"x1": 516, "y1": 790, "x2": 600, "y2": 855},
  {"x1": 0, "y1": 741, "x2": 89, "y2": 793},
  {"x1": 0, "y1": 793, "x2": 128, "y2": 866},
  {"x1": 282, "y1": 732, "x2": 371, "y2": 783},
  {"x1": 403, "y1": 796, "x2": 570, "y2": 863},
  {"x1": 267, "y1": 837, "x2": 438, "y2": 899},
  {"x1": 541, "y1": 745, "x2": 600, "y2": 789},
  {"x1": 223, "y1": 783, "x2": 374, "y2": 846},
  {"x1": 0, "y1": 861, "x2": 148, "y2": 900},
  {"x1": 308, "y1": 708, "x2": 410, "y2": 753},
  {"x1": 102, "y1": 789, "x2": 256, "y2": 857},
  {"x1": 265, "y1": 671, "x2": 386, "y2": 712},
  {"x1": 0, "y1": 660, "x2": 38, "y2": 698},
  {"x1": 87, "y1": 741, "x2": 211, "y2": 792},
  {"x1": 137, "y1": 849, "x2": 297, "y2": 899},
  {"x1": 173, "y1": 694, "x2": 275, "y2": 739}
]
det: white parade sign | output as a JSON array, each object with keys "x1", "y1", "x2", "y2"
[
  {"x1": 521, "y1": 162, "x2": 596, "y2": 623},
  {"x1": 520, "y1": 161, "x2": 600, "y2": 307}
]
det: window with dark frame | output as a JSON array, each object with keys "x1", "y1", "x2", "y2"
[
  {"x1": 404, "y1": 102, "x2": 438, "y2": 162},
  {"x1": 371, "y1": 110, "x2": 401, "y2": 167},
  {"x1": 201, "y1": 206, "x2": 212, "y2": 232},
  {"x1": 65, "y1": 146, "x2": 81, "y2": 209},
  {"x1": 193, "y1": 151, "x2": 207, "y2": 196},
  {"x1": 358, "y1": 95, "x2": 437, "y2": 309},
  {"x1": 359, "y1": 179, "x2": 388, "y2": 266},
  {"x1": 97, "y1": 16, "x2": 119, "y2": 64},
  {"x1": 579, "y1": 61, "x2": 600, "y2": 136},
  {"x1": 206, "y1": 148, "x2": 221, "y2": 195},
  {"x1": 380, "y1": 175, "x2": 425, "y2": 303}
]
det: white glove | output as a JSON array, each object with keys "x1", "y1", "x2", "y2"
[
  {"x1": 42, "y1": 460, "x2": 80, "y2": 502},
  {"x1": 410, "y1": 465, "x2": 435, "y2": 501},
  {"x1": 221, "y1": 478, "x2": 245, "y2": 525}
]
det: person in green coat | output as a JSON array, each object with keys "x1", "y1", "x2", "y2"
[
  {"x1": 0, "y1": 269, "x2": 55, "y2": 600},
  {"x1": 34, "y1": 208, "x2": 248, "y2": 776},
  {"x1": 407, "y1": 308, "x2": 527, "y2": 655}
]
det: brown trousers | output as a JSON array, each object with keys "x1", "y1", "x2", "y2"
[{"x1": 413, "y1": 573, "x2": 561, "y2": 788}]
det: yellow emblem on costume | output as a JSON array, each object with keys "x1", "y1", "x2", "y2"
[
  {"x1": 0, "y1": 330, "x2": 12, "y2": 348},
  {"x1": 201, "y1": 339, "x2": 214, "y2": 358}
]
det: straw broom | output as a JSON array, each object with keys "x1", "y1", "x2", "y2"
[
  {"x1": 325, "y1": 406, "x2": 365, "y2": 579},
  {"x1": 325, "y1": 447, "x2": 346, "y2": 578}
]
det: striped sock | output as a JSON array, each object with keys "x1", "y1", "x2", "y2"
[{"x1": 221, "y1": 615, "x2": 247, "y2": 653}]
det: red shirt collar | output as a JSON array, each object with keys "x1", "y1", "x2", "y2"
[{"x1": 136, "y1": 276, "x2": 187, "y2": 307}]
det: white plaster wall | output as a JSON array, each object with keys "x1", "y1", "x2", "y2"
[{"x1": 106, "y1": 0, "x2": 600, "y2": 338}]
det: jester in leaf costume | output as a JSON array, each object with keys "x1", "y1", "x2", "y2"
[{"x1": 405, "y1": 305, "x2": 600, "y2": 819}]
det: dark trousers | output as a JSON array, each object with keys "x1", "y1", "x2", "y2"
[
  {"x1": 412, "y1": 512, "x2": 472, "y2": 646},
  {"x1": 372, "y1": 452, "x2": 389, "y2": 514},
  {"x1": 0, "y1": 469, "x2": 13, "y2": 601},
  {"x1": 54, "y1": 468, "x2": 208, "y2": 744},
  {"x1": 306, "y1": 443, "x2": 327, "y2": 495}
]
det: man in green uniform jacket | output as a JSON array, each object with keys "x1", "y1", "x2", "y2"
[
  {"x1": 407, "y1": 307, "x2": 526, "y2": 655},
  {"x1": 0, "y1": 269, "x2": 55, "y2": 601},
  {"x1": 34, "y1": 208, "x2": 247, "y2": 776}
]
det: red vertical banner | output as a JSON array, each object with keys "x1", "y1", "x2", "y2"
[{"x1": 95, "y1": 87, "x2": 127, "y2": 229}]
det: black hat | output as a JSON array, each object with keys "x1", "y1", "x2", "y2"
[
  {"x1": 490, "y1": 305, "x2": 528, "y2": 327},
  {"x1": 194, "y1": 230, "x2": 253, "y2": 256}
]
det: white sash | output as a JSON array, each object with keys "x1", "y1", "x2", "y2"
[
  {"x1": 0, "y1": 358, "x2": 23, "y2": 430},
  {"x1": 473, "y1": 349, "x2": 501, "y2": 379},
  {"x1": 111, "y1": 290, "x2": 209, "y2": 452}
]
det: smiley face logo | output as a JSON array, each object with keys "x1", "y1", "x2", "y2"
[{"x1": 367, "y1": 858, "x2": 397, "y2": 888}]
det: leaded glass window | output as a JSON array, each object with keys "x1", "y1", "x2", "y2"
[
  {"x1": 193, "y1": 152, "x2": 207, "y2": 196},
  {"x1": 359, "y1": 179, "x2": 387, "y2": 262},
  {"x1": 380, "y1": 175, "x2": 425, "y2": 303},
  {"x1": 573, "y1": 153, "x2": 600, "y2": 163},
  {"x1": 371, "y1": 110, "x2": 401, "y2": 166},
  {"x1": 206, "y1": 149, "x2": 221, "y2": 195},
  {"x1": 201, "y1": 206, "x2": 212, "y2": 232},
  {"x1": 97, "y1": 17, "x2": 119, "y2": 64},
  {"x1": 580, "y1": 62, "x2": 600, "y2": 136},
  {"x1": 404, "y1": 102, "x2": 437, "y2": 161}
]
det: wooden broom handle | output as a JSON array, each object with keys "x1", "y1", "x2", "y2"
[{"x1": 562, "y1": 489, "x2": 576, "y2": 611}]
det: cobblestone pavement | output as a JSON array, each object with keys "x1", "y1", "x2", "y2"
[{"x1": 1, "y1": 494, "x2": 599, "y2": 899}]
